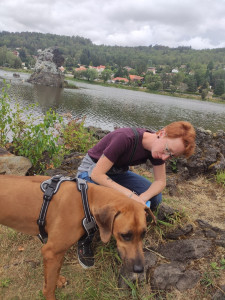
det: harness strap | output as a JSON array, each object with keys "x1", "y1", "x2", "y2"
[
  {"x1": 38, "y1": 175, "x2": 97, "y2": 244},
  {"x1": 37, "y1": 175, "x2": 64, "y2": 243},
  {"x1": 76, "y1": 178, "x2": 97, "y2": 236}
]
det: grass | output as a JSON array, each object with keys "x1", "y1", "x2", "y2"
[{"x1": 0, "y1": 174, "x2": 225, "y2": 299}]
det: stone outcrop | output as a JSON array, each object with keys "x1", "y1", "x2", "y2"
[
  {"x1": 0, "y1": 148, "x2": 32, "y2": 176},
  {"x1": 27, "y1": 47, "x2": 65, "y2": 87},
  {"x1": 167, "y1": 127, "x2": 225, "y2": 179}
]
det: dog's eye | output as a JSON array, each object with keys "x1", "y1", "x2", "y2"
[{"x1": 121, "y1": 233, "x2": 133, "y2": 241}]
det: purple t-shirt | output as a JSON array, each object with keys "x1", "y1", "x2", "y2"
[{"x1": 88, "y1": 128, "x2": 164, "y2": 167}]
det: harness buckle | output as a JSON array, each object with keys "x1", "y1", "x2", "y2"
[
  {"x1": 82, "y1": 217, "x2": 97, "y2": 235},
  {"x1": 77, "y1": 178, "x2": 88, "y2": 191}
]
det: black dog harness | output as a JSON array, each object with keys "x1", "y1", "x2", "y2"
[{"x1": 37, "y1": 175, "x2": 97, "y2": 244}]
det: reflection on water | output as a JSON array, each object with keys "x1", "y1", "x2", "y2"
[{"x1": 0, "y1": 70, "x2": 225, "y2": 132}]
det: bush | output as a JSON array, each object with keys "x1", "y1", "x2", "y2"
[
  {"x1": 0, "y1": 82, "x2": 65, "y2": 174},
  {"x1": 62, "y1": 117, "x2": 97, "y2": 153}
]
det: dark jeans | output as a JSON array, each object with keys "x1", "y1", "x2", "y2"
[{"x1": 77, "y1": 170, "x2": 162, "y2": 209}]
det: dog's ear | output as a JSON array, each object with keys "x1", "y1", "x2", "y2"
[
  {"x1": 145, "y1": 207, "x2": 157, "y2": 225},
  {"x1": 93, "y1": 206, "x2": 120, "y2": 243}
]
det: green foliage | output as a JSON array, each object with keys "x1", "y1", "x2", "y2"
[
  {"x1": 201, "y1": 89, "x2": 208, "y2": 100},
  {"x1": 214, "y1": 79, "x2": 225, "y2": 95},
  {"x1": 215, "y1": 171, "x2": 225, "y2": 186},
  {"x1": 0, "y1": 278, "x2": 11, "y2": 288},
  {"x1": 101, "y1": 69, "x2": 113, "y2": 83},
  {"x1": 200, "y1": 258, "x2": 225, "y2": 288},
  {"x1": 169, "y1": 158, "x2": 178, "y2": 173},
  {"x1": 0, "y1": 83, "x2": 65, "y2": 174},
  {"x1": 12, "y1": 109, "x2": 64, "y2": 173},
  {"x1": 0, "y1": 81, "x2": 12, "y2": 146},
  {"x1": 62, "y1": 117, "x2": 98, "y2": 153}
]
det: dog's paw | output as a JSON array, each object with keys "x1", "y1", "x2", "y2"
[{"x1": 57, "y1": 275, "x2": 67, "y2": 288}]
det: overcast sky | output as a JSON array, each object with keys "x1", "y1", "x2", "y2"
[{"x1": 1, "y1": 0, "x2": 225, "y2": 50}]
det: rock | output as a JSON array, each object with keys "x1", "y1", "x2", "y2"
[
  {"x1": 0, "y1": 148, "x2": 32, "y2": 175},
  {"x1": 45, "y1": 152, "x2": 84, "y2": 177},
  {"x1": 158, "y1": 238, "x2": 213, "y2": 262},
  {"x1": 157, "y1": 203, "x2": 177, "y2": 221},
  {"x1": 212, "y1": 285, "x2": 225, "y2": 300},
  {"x1": 118, "y1": 250, "x2": 158, "y2": 288},
  {"x1": 151, "y1": 262, "x2": 200, "y2": 291},
  {"x1": 166, "y1": 177, "x2": 179, "y2": 196},
  {"x1": 165, "y1": 224, "x2": 193, "y2": 240},
  {"x1": 167, "y1": 127, "x2": 225, "y2": 178},
  {"x1": 27, "y1": 47, "x2": 65, "y2": 87}
]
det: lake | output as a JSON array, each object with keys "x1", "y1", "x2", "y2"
[{"x1": 0, "y1": 69, "x2": 225, "y2": 132}]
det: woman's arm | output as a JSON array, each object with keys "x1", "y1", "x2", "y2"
[
  {"x1": 138, "y1": 163, "x2": 166, "y2": 202},
  {"x1": 90, "y1": 154, "x2": 144, "y2": 204}
]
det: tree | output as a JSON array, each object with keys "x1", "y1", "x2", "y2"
[
  {"x1": 201, "y1": 89, "x2": 208, "y2": 100},
  {"x1": 185, "y1": 76, "x2": 197, "y2": 92},
  {"x1": 214, "y1": 79, "x2": 225, "y2": 96},
  {"x1": 101, "y1": 69, "x2": 113, "y2": 83},
  {"x1": 84, "y1": 68, "x2": 98, "y2": 81}
]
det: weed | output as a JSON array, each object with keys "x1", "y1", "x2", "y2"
[
  {"x1": 200, "y1": 272, "x2": 214, "y2": 287},
  {"x1": 169, "y1": 158, "x2": 178, "y2": 173},
  {"x1": 215, "y1": 171, "x2": 225, "y2": 186},
  {"x1": 0, "y1": 278, "x2": 11, "y2": 288},
  {"x1": 120, "y1": 276, "x2": 139, "y2": 299}
]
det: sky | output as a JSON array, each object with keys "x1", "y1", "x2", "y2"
[{"x1": 1, "y1": 0, "x2": 225, "y2": 50}]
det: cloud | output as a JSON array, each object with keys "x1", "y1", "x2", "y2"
[{"x1": 0, "y1": 0, "x2": 225, "y2": 49}]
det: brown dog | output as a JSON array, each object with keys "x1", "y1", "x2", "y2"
[{"x1": 0, "y1": 175, "x2": 155, "y2": 300}]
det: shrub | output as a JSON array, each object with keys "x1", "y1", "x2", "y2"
[
  {"x1": 62, "y1": 117, "x2": 97, "y2": 153},
  {"x1": 0, "y1": 82, "x2": 65, "y2": 174}
]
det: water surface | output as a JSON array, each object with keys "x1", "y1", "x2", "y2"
[{"x1": 0, "y1": 70, "x2": 225, "y2": 132}]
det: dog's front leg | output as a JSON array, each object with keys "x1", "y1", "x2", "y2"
[{"x1": 41, "y1": 244, "x2": 66, "y2": 300}]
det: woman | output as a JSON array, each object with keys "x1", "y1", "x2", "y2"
[{"x1": 76, "y1": 121, "x2": 196, "y2": 269}]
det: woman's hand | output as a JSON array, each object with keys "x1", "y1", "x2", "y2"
[{"x1": 128, "y1": 192, "x2": 146, "y2": 206}]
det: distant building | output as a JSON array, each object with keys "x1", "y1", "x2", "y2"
[
  {"x1": 89, "y1": 65, "x2": 106, "y2": 73},
  {"x1": 147, "y1": 67, "x2": 156, "y2": 74},
  {"x1": 112, "y1": 77, "x2": 129, "y2": 83},
  {"x1": 172, "y1": 68, "x2": 179, "y2": 73},
  {"x1": 124, "y1": 66, "x2": 133, "y2": 72},
  {"x1": 129, "y1": 75, "x2": 144, "y2": 82},
  {"x1": 75, "y1": 66, "x2": 87, "y2": 72},
  {"x1": 13, "y1": 50, "x2": 20, "y2": 57}
]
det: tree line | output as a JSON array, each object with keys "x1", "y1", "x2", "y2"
[{"x1": 0, "y1": 31, "x2": 225, "y2": 98}]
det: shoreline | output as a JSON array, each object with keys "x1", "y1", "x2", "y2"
[
  {"x1": 67, "y1": 77, "x2": 225, "y2": 105},
  {"x1": 0, "y1": 67, "x2": 224, "y2": 105}
]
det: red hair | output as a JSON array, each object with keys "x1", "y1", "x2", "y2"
[{"x1": 162, "y1": 121, "x2": 196, "y2": 158}]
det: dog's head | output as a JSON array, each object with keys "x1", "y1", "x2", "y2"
[{"x1": 93, "y1": 200, "x2": 156, "y2": 273}]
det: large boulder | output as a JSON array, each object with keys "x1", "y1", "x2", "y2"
[
  {"x1": 27, "y1": 47, "x2": 65, "y2": 87},
  {"x1": 0, "y1": 148, "x2": 32, "y2": 176},
  {"x1": 167, "y1": 127, "x2": 225, "y2": 178}
]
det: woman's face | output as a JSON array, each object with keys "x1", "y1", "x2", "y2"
[{"x1": 151, "y1": 136, "x2": 185, "y2": 161}]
